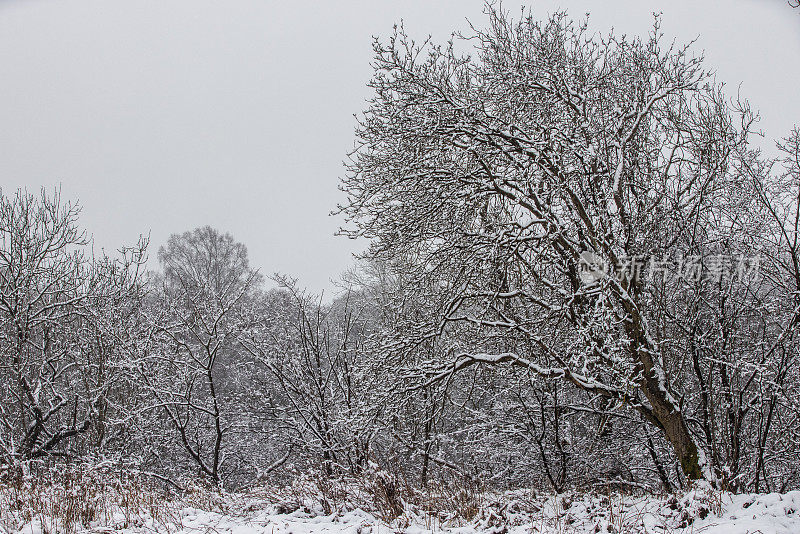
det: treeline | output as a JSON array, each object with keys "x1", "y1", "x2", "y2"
[{"x1": 1, "y1": 7, "x2": 799, "y2": 495}]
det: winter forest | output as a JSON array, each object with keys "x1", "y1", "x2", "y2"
[{"x1": 2, "y1": 4, "x2": 800, "y2": 534}]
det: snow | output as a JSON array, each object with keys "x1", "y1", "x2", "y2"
[
  {"x1": 3, "y1": 486, "x2": 799, "y2": 534},
  {"x1": 695, "y1": 492, "x2": 800, "y2": 534}
]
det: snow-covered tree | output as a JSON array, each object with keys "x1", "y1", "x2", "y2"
[
  {"x1": 142, "y1": 226, "x2": 260, "y2": 486},
  {"x1": 338, "y1": 8, "x2": 764, "y2": 483},
  {"x1": 0, "y1": 189, "x2": 146, "y2": 469}
]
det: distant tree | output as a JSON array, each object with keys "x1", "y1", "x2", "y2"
[
  {"x1": 243, "y1": 276, "x2": 372, "y2": 477},
  {"x1": 143, "y1": 226, "x2": 260, "y2": 486}
]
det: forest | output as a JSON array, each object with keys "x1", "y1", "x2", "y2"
[{"x1": 1, "y1": 5, "x2": 799, "y2": 534}]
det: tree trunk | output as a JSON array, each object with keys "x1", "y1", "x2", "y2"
[
  {"x1": 646, "y1": 390, "x2": 703, "y2": 481},
  {"x1": 625, "y1": 303, "x2": 705, "y2": 481}
]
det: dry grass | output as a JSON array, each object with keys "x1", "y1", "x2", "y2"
[
  {"x1": 248, "y1": 464, "x2": 486, "y2": 526},
  {"x1": 0, "y1": 462, "x2": 207, "y2": 534},
  {"x1": 0, "y1": 463, "x2": 733, "y2": 534}
]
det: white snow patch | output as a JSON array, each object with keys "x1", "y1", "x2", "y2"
[{"x1": 4, "y1": 487, "x2": 799, "y2": 534}]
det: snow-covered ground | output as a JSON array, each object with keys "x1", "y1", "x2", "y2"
[{"x1": 3, "y1": 483, "x2": 799, "y2": 534}]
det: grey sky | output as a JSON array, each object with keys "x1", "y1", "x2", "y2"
[{"x1": 1, "y1": 0, "x2": 797, "y2": 293}]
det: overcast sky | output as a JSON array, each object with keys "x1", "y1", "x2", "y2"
[{"x1": 1, "y1": 0, "x2": 798, "y2": 293}]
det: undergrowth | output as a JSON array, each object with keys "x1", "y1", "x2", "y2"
[{"x1": 0, "y1": 461, "x2": 732, "y2": 534}]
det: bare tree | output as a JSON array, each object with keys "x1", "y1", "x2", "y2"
[
  {"x1": 142, "y1": 226, "x2": 260, "y2": 486},
  {"x1": 338, "y1": 8, "x2": 763, "y2": 482},
  {"x1": 0, "y1": 189, "x2": 146, "y2": 470},
  {"x1": 736, "y1": 128, "x2": 800, "y2": 491},
  {"x1": 243, "y1": 276, "x2": 372, "y2": 477}
]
